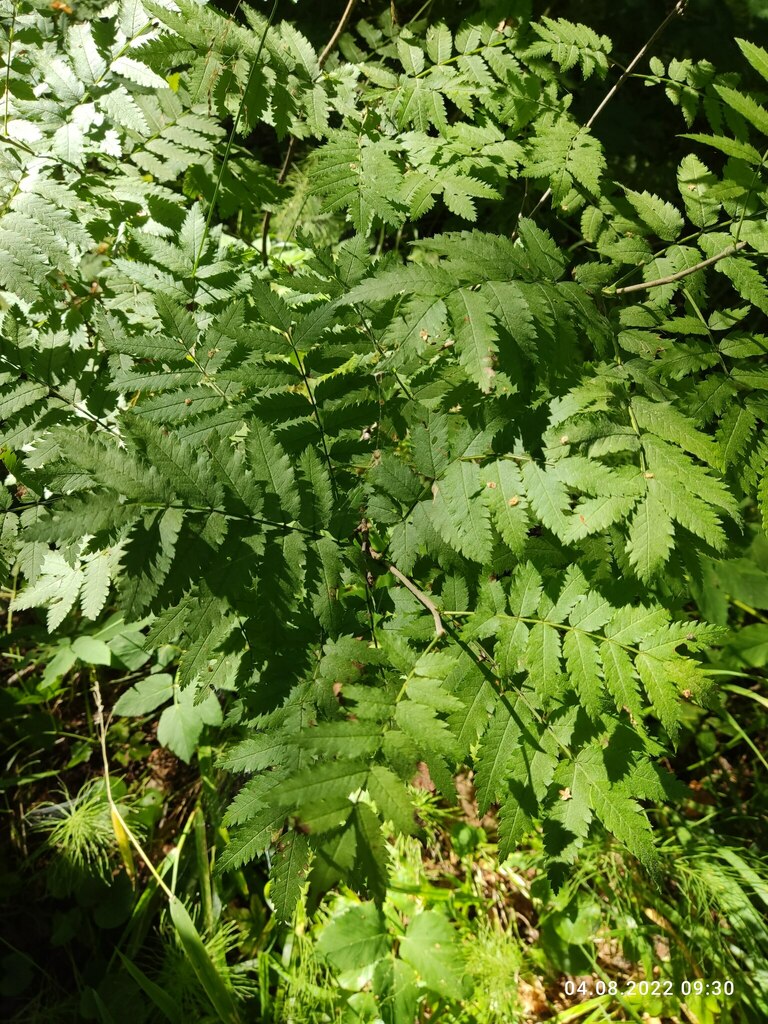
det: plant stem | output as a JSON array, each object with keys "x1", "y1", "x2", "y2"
[
  {"x1": 604, "y1": 241, "x2": 747, "y2": 296},
  {"x1": 387, "y1": 561, "x2": 445, "y2": 636},
  {"x1": 6, "y1": 566, "x2": 18, "y2": 635},
  {"x1": 318, "y1": 0, "x2": 358, "y2": 66},
  {"x1": 729, "y1": 597, "x2": 768, "y2": 625},
  {"x1": 585, "y1": 0, "x2": 687, "y2": 130},
  {"x1": 362, "y1": 529, "x2": 445, "y2": 635},
  {"x1": 285, "y1": 330, "x2": 339, "y2": 501},
  {"x1": 91, "y1": 679, "x2": 175, "y2": 900},
  {"x1": 194, "y1": 805, "x2": 215, "y2": 934}
]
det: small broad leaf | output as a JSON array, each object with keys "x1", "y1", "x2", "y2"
[
  {"x1": 317, "y1": 903, "x2": 390, "y2": 972},
  {"x1": 398, "y1": 911, "x2": 466, "y2": 999},
  {"x1": 72, "y1": 635, "x2": 113, "y2": 667},
  {"x1": 157, "y1": 686, "x2": 222, "y2": 763},
  {"x1": 114, "y1": 674, "x2": 175, "y2": 716},
  {"x1": 374, "y1": 957, "x2": 419, "y2": 1024}
]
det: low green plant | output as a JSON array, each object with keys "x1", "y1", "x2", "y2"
[
  {"x1": 272, "y1": 807, "x2": 768, "y2": 1024},
  {"x1": 528, "y1": 824, "x2": 768, "y2": 1023},
  {"x1": 28, "y1": 778, "x2": 137, "y2": 892}
]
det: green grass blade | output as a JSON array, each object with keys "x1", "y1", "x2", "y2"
[
  {"x1": 116, "y1": 950, "x2": 183, "y2": 1023},
  {"x1": 90, "y1": 989, "x2": 119, "y2": 1024},
  {"x1": 717, "y1": 846, "x2": 768, "y2": 909},
  {"x1": 194, "y1": 804, "x2": 215, "y2": 934},
  {"x1": 721, "y1": 709, "x2": 768, "y2": 772},
  {"x1": 722, "y1": 682, "x2": 768, "y2": 711},
  {"x1": 169, "y1": 896, "x2": 241, "y2": 1024}
]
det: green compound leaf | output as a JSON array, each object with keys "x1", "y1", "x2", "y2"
[{"x1": 3, "y1": 0, "x2": 764, "y2": 913}]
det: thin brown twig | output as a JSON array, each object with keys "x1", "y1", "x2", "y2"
[
  {"x1": 604, "y1": 240, "x2": 746, "y2": 295},
  {"x1": 586, "y1": 0, "x2": 686, "y2": 130},
  {"x1": 358, "y1": 521, "x2": 445, "y2": 636},
  {"x1": 318, "y1": 0, "x2": 358, "y2": 67},
  {"x1": 261, "y1": 0, "x2": 358, "y2": 264},
  {"x1": 386, "y1": 562, "x2": 446, "y2": 637},
  {"x1": 5, "y1": 662, "x2": 38, "y2": 686},
  {"x1": 516, "y1": 0, "x2": 687, "y2": 231}
]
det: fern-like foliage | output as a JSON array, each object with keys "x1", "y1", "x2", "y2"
[{"x1": 2, "y1": 0, "x2": 767, "y2": 922}]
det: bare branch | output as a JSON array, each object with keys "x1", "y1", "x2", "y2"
[
  {"x1": 359, "y1": 522, "x2": 445, "y2": 636},
  {"x1": 318, "y1": 0, "x2": 357, "y2": 68},
  {"x1": 386, "y1": 562, "x2": 446, "y2": 637},
  {"x1": 604, "y1": 241, "x2": 746, "y2": 296},
  {"x1": 586, "y1": 0, "x2": 687, "y2": 130}
]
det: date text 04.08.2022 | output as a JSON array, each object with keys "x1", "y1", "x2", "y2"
[{"x1": 563, "y1": 979, "x2": 735, "y2": 999}]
